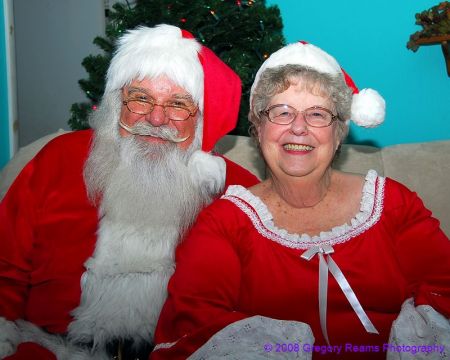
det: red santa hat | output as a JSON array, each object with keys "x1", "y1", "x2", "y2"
[
  {"x1": 105, "y1": 24, "x2": 241, "y2": 152},
  {"x1": 250, "y1": 41, "x2": 385, "y2": 127}
]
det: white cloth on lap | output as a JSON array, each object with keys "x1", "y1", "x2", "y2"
[
  {"x1": 387, "y1": 298, "x2": 449, "y2": 359},
  {"x1": 189, "y1": 315, "x2": 314, "y2": 359}
]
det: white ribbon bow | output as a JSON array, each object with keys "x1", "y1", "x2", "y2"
[{"x1": 301, "y1": 244, "x2": 378, "y2": 345}]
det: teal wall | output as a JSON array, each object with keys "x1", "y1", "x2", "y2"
[
  {"x1": 268, "y1": 0, "x2": 450, "y2": 147},
  {"x1": 0, "y1": 0, "x2": 10, "y2": 167}
]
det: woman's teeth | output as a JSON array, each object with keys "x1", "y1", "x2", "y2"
[{"x1": 283, "y1": 144, "x2": 314, "y2": 151}]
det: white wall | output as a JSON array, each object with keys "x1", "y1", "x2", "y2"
[{"x1": 13, "y1": 0, "x2": 105, "y2": 146}]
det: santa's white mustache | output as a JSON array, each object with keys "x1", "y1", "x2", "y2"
[{"x1": 119, "y1": 120, "x2": 189, "y2": 143}]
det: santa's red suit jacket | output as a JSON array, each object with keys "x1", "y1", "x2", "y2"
[{"x1": 0, "y1": 129, "x2": 259, "y2": 359}]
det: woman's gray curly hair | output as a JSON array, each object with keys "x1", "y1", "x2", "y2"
[{"x1": 249, "y1": 64, "x2": 353, "y2": 144}]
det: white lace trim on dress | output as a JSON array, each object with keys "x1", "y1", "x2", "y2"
[{"x1": 222, "y1": 169, "x2": 385, "y2": 250}]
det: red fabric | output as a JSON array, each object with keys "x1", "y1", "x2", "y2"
[
  {"x1": 0, "y1": 129, "x2": 259, "y2": 357},
  {"x1": 198, "y1": 46, "x2": 242, "y2": 152},
  {"x1": 151, "y1": 177, "x2": 450, "y2": 360},
  {"x1": 340, "y1": 67, "x2": 359, "y2": 95},
  {"x1": 180, "y1": 29, "x2": 194, "y2": 39},
  {"x1": 222, "y1": 154, "x2": 259, "y2": 190},
  {"x1": 162, "y1": 27, "x2": 243, "y2": 152},
  {"x1": 0, "y1": 130, "x2": 97, "y2": 332},
  {"x1": 3, "y1": 342, "x2": 57, "y2": 360}
]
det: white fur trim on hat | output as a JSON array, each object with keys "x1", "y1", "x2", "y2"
[
  {"x1": 188, "y1": 150, "x2": 226, "y2": 197},
  {"x1": 105, "y1": 24, "x2": 204, "y2": 112},
  {"x1": 250, "y1": 42, "x2": 385, "y2": 128},
  {"x1": 250, "y1": 42, "x2": 341, "y2": 101}
]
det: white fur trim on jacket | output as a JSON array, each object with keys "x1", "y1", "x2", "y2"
[
  {"x1": 0, "y1": 317, "x2": 108, "y2": 360},
  {"x1": 67, "y1": 219, "x2": 177, "y2": 348},
  {"x1": 0, "y1": 316, "x2": 20, "y2": 358},
  {"x1": 188, "y1": 150, "x2": 226, "y2": 197}
]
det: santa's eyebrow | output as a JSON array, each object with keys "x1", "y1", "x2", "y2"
[
  {"x1": 123, "y1": 87, "x2": 196, "y2": 105},
  {"x1": 126, "y1": 86, "x2": 148, "y2": 94},
  {"x1": 171, "y1": 94, "x2": 195, "y2": 102}
]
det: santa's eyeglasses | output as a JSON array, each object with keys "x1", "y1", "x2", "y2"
[{"x1": 123, "y1": 99, "x2": 198, "y2": 121}]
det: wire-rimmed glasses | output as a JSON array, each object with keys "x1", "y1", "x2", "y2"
[
  {"x1": 262, "y1": 104, "x2": 338, "y2": 128},
  {"x1": 123, "y1": 99, "x2": 198, "y2": 121}
]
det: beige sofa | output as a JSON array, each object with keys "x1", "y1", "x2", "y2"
[{"x1": 1, "y1": 131, "x2": 449, "y2": 236}]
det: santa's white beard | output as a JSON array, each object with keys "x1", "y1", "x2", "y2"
[
  {"x1": 90, "y1": 135, "x2": 208, "y2": 235},
  {"x1": 67, "y1": 133, "x2": 213, "y2": 349}
]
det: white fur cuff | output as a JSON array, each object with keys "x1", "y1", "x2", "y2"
[
  {"x1": 0, "y1": 317, "x2": 109, "y2": 360},
  {"x1": 0, "y1": 316, "x2": 21, "y2": 358},
  {"x1": 188, "y1": 150, "x2": 226, "y2": 197}
]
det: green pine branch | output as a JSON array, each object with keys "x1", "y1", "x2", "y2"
[{"x1": 407, "y1": 1, "x2": 450, "y2": 51}]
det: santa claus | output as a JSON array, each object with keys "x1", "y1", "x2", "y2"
[{"x1": 0, "y1": 24, "x2": 258, "y2": 359}]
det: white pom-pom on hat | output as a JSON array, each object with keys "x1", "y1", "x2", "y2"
[
  {"x1": 340, "y1": 67, "x2": 385, "y2": 127},
  {"x1": 250, "y1": 41, "x2": 385, "y2": 128},
  {"x1": 351, "y1": 88, "x2": 386, "y2": 127}
]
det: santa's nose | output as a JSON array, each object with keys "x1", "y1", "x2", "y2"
[{"x1": 146, "y1": 104, "x2": 170, "y2": 127}]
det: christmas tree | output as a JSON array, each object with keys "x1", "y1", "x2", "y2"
[{"x1": 69, "y1": 0, "x2": 285, "y2": 136}]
